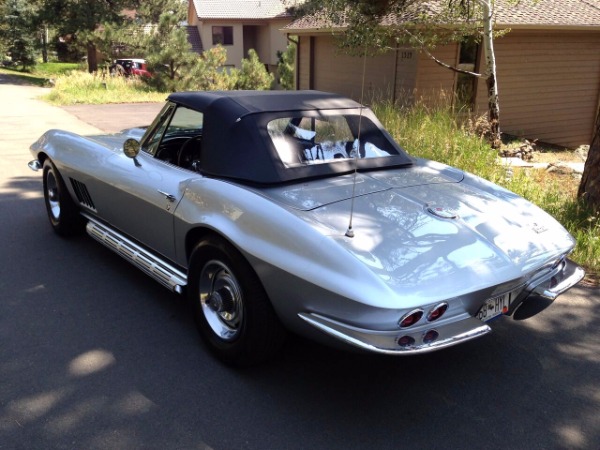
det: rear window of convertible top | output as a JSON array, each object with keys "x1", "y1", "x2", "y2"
[{"x1": 267, "y1": 115, "x2": 399, "y2": 168}]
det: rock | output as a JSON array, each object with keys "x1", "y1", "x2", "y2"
[
  {"x1": 575, "y1": 145, "x2": 589, "y2": 162},
  {"x1": 499, "y1": 139, "x2": 537, "y2": 161}
]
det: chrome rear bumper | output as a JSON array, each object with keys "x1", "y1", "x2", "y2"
[
  {"x1": 298, "y1": 312, "x2": 491, "y2": 355},
  {"x1": 298, "y1": 258, "x2": 584, "y2": 354},
  {"x1": 511, "y1": 258, "x2": 585, "y2": 320}
]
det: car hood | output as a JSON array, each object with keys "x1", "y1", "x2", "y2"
[{"x1": 260, "y1": 161, "x2": 575, "y2": 298}]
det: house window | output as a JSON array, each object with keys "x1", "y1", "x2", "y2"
[
  {"x1": 212, "y1": 26, "x2": 233, "y2": 45},
  {"x1": 455, "y1": 39, "x2": 479, "y2": 110}
]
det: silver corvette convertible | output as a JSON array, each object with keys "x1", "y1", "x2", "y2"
[{"x1": 28, "y1": 90, "x2": 584, "y2": 365}]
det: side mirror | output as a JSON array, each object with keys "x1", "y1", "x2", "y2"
[{"x1": 123, "y1": 138, "x2": 141, "y2": 158}]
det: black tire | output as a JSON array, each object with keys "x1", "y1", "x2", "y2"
[
  {"x1": 42, "y1": 159, "x2": 84, "y2": 237},
  {"x1": 110, "y1": 64, "x2": 125, "y2": 76},
  {"x1": 188, "y1": 236, "x2": 286, "y2": 366}
]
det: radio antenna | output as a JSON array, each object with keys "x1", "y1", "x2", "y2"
[{"x1": 345, "y1": 47, "x2": 368, "y2": 238}]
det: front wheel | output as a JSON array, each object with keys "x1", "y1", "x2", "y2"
[
  {"x1": 188, "y1": 236, "x2": 286, "y2": 366},
  {"x1": 42, "y1": 159, "x2": 84, "y2": 236}
]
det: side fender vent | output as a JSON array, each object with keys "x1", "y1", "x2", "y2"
[{"x1": 70, "y1": 178, "x2": 97, "y2": 211}]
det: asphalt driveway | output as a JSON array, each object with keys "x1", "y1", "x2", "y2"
[{"x1": 61, "y1": 103, "x2": 163, "y2": 134}]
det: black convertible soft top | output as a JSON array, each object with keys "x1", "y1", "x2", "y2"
[{"x1": 167, "y1": 90, "x2": 412, "y2": 184}]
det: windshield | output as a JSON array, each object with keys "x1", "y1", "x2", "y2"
[{"x1": 267, "y1": 115, "x2": 399, "y2": 168}]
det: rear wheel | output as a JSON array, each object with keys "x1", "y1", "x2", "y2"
[
  {"x1": 188, "y1": 236, "x2": 285, "y2": 366},
  {"x1": 110, "y1": 64, "x2": 125, "y2": 76},
  {"x1": 42, "y1": 159, "x2": 84, "y2": 236}
]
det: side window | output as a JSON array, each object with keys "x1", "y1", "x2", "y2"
[
  {"x1": 143, "y1": 104, "x2": 175, "y2": 156},
  {"x1": 164, "y1": 107, "x2": 204, "y2": 138},
  {"x1": 142, "y1": 105, "x2": 204, "y2": 161},
  {"x1": 212, "y1": 26, "x2": 234, "y2": 45}
]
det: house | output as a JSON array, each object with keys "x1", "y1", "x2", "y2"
[
  {"x1": 284, "y1": 0, "x2": 600, "y2": 148},
  {"x1": 187, "y1": 0, "x2": 295, "y2": 73}
]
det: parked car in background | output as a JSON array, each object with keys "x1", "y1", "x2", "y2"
[
  {"x1": 27, "y1": 90, "x2": 585, "y2": 366},
  {"x1": 109, "y1": 58, "x2": 152, "y2": 77}
]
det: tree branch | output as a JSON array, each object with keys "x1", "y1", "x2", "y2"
[{"x1": 392, "y1": 28, "x2": 482, "y2": 77}]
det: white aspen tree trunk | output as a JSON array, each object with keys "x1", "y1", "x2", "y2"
[{"x1": 479, "y1": 0, "x2": 502, "y2": 148}]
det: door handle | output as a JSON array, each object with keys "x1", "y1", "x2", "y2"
[{"x1": 157, "y1": 190, "x2": 176, "y2": 202}]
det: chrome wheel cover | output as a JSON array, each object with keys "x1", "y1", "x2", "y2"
[
  {"x1": 45, "y1": 169, "x2": 60, "y2": 221},
  {"x1": 199, "y1": 260, "x2": 244, "y2": 341}
]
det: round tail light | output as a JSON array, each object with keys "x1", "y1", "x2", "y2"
[
  {"x1": 427, "y1": 303, "x2": 449, "y2": 322},
  {"x1": 397, "y1": 335, "x2": 415, "y2": 347},
  {"x1": 399, "y1": 309, "x2": 424, "y2": 328},
  {"x1": 423, "y1": 329, "x2": 439, "y2": 344}
]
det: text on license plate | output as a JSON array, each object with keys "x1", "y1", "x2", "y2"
[{"x1": 477, "y1": 292, "x2": 513, "y2": 322}]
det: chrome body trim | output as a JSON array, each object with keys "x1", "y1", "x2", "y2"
[
  {"x1": 298, "y1": 312, "x2": 491, "y2": 355},
  {"x1": 84, "y1": 215, "x2": 187, "y2": 294}
]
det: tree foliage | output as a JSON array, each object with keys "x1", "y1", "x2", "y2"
[
  {"x1": 0, "y1": 0, "x2": 37, "y2": 69},
  {"x1": 92, "y1": 0, "x2": 197, "y2": 90},
  {"x1": 138, "y1": 3, "x2": 198, "y2": 91},
  {"x1": 236, "y1": 49, "x2": 275, "y2": 90},
  {"x1": 184, "y1": 46, "x2": 236, "y2": 91},
  {"x1": 102, "y1": 0, "x2": 273, "y2": 92},
  {"x1": 277, "y1": 41, "x2": 296, "y2": 90},
  {"x1": 37, "y1": 0, "x2": 137, "y2": 72},
  {"x1": 287, "y1": 0, "x2": 510, "y2": 148},
  {"x1": 289, "y1": 0, "x2": 423, "y2": 54}
]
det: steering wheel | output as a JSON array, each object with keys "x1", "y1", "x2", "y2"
[{"x1": 177, "y1": 135, "x2": 203, "y2": 170}]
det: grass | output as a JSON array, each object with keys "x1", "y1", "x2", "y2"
[
  {"x1": 1, "y1": 63, "x2": 166, "y2": 103},
  {"x1": 34, "y1": 62, "x2": 83, "y2": 77},
  {"x1": 42, "y1": 71, "x2": 167, "y2": 105},
  {"x1": 373, "y1": 101, "x2": 600, "y2": 278}
]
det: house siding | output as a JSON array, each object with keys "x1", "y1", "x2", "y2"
[
  {"x1": 188, "y1": 1, "x2": 292, "y2": 70},
  {"x1": 298, "y1": 35, "x2": 419, "y2": 103},
  {"x1": 296, "y1": 30, "x2": 599, "y2": 148},
  {"x1": 267, "y1": 18, "x2": 291, "y2": 66},
  {"x1": 297, "y1": 36, "x2": 312, "y2": 90},
  {"x1": 475, "y1": 30, "x2": 600, "y2": 148},
  {"x1": 197, "y1": 20, "x2": 245, "y2": 67},
  {"x1": 192, "y1": 19, "x2": 289, "y2": 69},
  {"x1": 414, "y1": 43, "x2": 459, "y2": 107}
]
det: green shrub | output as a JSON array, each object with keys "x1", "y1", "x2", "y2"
[
  {"x1": 186, "y1": 46, "x2": 237, "y2": 91},
  {"x1": 277, "y1": 42, "x2": 296, "y2": 90},
  {"x1": 235, "y1": 49, "x2": 274, "y2": 90}
]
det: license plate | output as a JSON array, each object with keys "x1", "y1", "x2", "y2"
[{"x1": 477, "y1": 292, "x2": 512, "y2": 322}]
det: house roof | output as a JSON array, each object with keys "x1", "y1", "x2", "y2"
[
  {"x1": 191, "y1": 0, "x2": 294, "y2": 20},
  {"x1": 495, "y1": 0, "x2": 600, "y2": 27},
  {"x1": 285, "y1": 0, "x2": 600, "y2": 32}
]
